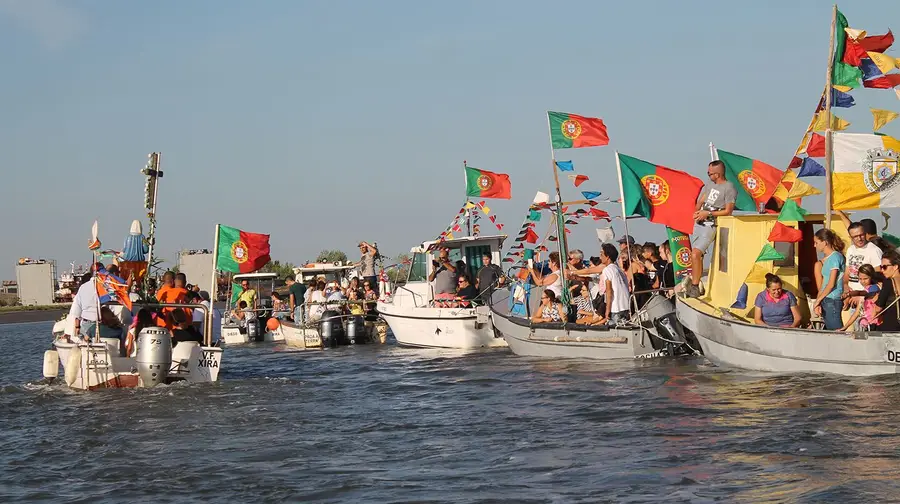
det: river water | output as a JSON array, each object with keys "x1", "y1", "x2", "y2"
[{"x1": 3, "y1": 321, "x2": 900, "y2": 503}]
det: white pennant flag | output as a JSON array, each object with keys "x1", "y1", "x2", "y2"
[{"x1": 596, "y1": 227, "x2": 615, "y2": 243}]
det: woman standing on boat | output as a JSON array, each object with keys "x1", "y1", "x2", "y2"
[
  {"x1": 528, "y1": 251, "x2": 563, "y2": 299},
  {"x1": 813, "y1": 229, "x2": 846, "y2": 330},
  {"x1": 874, "y1": 252, "x2": 900, "y2": 332}
]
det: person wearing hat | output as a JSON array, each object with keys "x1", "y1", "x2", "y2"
[
  {"x1": 356, "y1": 241, "x2": 379, "y2": 296},
  {"x1": 616, "y1": 235, "x2": 636, "y2": 270},
  {"x1": 476, "y1": 252, "x2": 504, "y2": 300}
]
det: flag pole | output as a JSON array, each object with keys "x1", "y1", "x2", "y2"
[
  {"x1": 207, "y1": 224, "x2": 220, "y2": 347},
  {"x1": 546, "y1": 112, "x2": 570, "y2": 309},
  {"x1": 463, "y1": 161, "x2": 472, "y2": 237},
  {"x1": 614, "y1": 151, "x2": 634, "y2": 280},
  {"x1": 823, "y1": 3, "x2": 837, "y2": 228},
  {"x1": 708, "y1": 142, "x2": 718, "y2": 162}
]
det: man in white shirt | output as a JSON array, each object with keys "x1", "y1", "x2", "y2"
[
  {"x1": 68, "y1": 276, "x2": 99, "y2": 341},
  {"x1": 843, "y1": 221, "x2": 883, "y2": 308},
  {"x1": 600, "y1": 243, "x2": 631, "y2": 325}
]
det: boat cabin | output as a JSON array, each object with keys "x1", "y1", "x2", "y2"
[
  {"x1": 393, "y1": 234, "x2": 506, "y2": 308},
  {"x1": 702, "y1": 213, "x2": 850, "y2": 325},
  {"x1": 294, "y1": 263, "x2": 358, "y2": 286},
  {"x1": 229, "y1": 272, "x2": 279, "y2": 316}
]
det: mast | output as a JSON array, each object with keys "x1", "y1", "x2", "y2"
[
  {"x1": 463, "y1": 161, "x2": 472, "y2": 236},
  {"x1": 545, "y1": 112, "x2": 570, "y2": 307},
  {"x1": 614, "y1": 152, "x2": 634, "y2": 277},
  {"x1": 208, "y1": 224, "x2": 220, "y2": 347},
  {"x1": 142, "y1": 152, "x2": 163, "y2": 292},
  {"x1": 824, "y1": 4, "x2": 838, "y2": 228}
]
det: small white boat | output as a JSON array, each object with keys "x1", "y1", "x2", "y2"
[
  {"x1": 378, "y1": 235, "x2": 508, "y2": 349},
  {"x1": 46, "y1": 302, "x2": 223, "y2": 390},
  {"x1": 221, "y1": 273, "x2": 284, "y2": 345}
]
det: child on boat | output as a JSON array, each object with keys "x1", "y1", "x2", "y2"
[{"x1": 840, "y1": 264, "x2": 882, "y2": 332}]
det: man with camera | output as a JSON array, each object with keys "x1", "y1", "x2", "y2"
[{"x1": 428, "y1": 246, "x2": 458, "y2": 304}]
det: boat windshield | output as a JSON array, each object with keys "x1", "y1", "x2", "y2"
[{"x1": 408, "y1": 253, "x2": 428, "y2": 282}]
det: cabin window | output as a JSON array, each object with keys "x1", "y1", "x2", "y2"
[
  {"x1": 717, "y1": 227, "x2": 728, "y2": 273},
  {"x1": 774, "y1": 241, "x2": 795, "y2": 268},
  {"x1": 407, "y1": 253, "x2": 428, "y2": 282},
  {"x1": 465, "y1": 245, "x2": 492, "y2": 278}
]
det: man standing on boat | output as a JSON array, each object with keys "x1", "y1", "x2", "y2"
[
  {"x1": 286, "y1": 275, "x2": 307, "y2": 323},
  {"x1": 429, "y1": 246, "x2": 458, "y2": 303},
  {"x1": 476, "y1": 252, "x2": 504, "y2": 300},
  {"x1": 599, "y1": 243, "x2": 630, "y2": 325},
  {"x1": 687, "y1": 160, "x2": 736, "y2": 298},
  {"x1": 357, "y1": 241, "x2": 379, "y2": 296},
  {"x1": 68, "y1": 270, "x2": 99, "y2": 341}
]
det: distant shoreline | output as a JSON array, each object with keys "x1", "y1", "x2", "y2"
[{"x1": 0, "y1": 309, "x2": 65, "y2": 325}]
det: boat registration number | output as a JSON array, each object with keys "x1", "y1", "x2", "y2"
[{"x1": 887, "y1": 350, "x2": 900, "y2": 363}]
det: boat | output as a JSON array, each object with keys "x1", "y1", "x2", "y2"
[
  {"x1": 378, "y1": 235, "x2": 509, "y2": 349},
  {"x1": 274, "y1": 262, "x2": 390, "y2": 349},
  {"x1": 675, "y1": 6, "x2": 900, "y2": 377},
  {"x1": 47, "y1": 302, "x2": 223, "y2": 390},
  {"x1": 220, "y1": 272, "x2": 284, "y2": 345}
]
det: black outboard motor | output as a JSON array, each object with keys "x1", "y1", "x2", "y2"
[
  {"x1": 319, "y1": 310, "x2": 347, "y2": 347},
  {"x1": 345, "y1": 315, "x2": 365, "y2": 344},
  {"x1": 641, "y1": 293, "x2": 694, "y2": 356}
]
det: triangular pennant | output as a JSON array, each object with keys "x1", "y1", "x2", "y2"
[
  {"x1": 567, "y1": 174, "x2": 589, "y2": 187},
  {"x1": 807, "y1": 133, "x2": 826, "y2": 157},
  {"x1": 777, "y1": 199, "x2": 808, "y2": 222},
  {"x1": 489, "y1": 215, "x2": 497, "y2": 223},
  {"x1": 480, "y1": 204, "x2": 491, "y2": 215},
  {"x1": 756, "y1": 243, "x2": 785, "y2": 262},
  {"x1": 860, "y1": 30, "x2": 895, "y2": 53},
  {"x1": 548, "y1": 236, "x2": 558, "y2": 242},
  {"x1": 797, "y1": 157, "x2": 826, "y2": 177},
  {"x1": 527, "y1": 209, "x2": 541, "y2": 222},
  {"x1": 565, "y1": 219, "x2": 577, "y2": 225},
  {"x1": 872, "y1": 108, "x2": 900, "y2": 131},
  {"x1": 834, "y1": 85, "x2": 853, "y2": 93},
  {"x1": 464, "y1": 201, "x2": 476, "y2": 209},
  {"x1": 788, "y1": 156, "x2": 803, "y2": 169},
  {"x1": 867, "y1": 52, "x2": 897, "y2": 75},
  {"x1": 589, "y1": 208, "x2": 611, "y2": 221},
  {"x1": 596, "y1": 227, "x2": 615, "y2": 243},
  {"x1": 772, "y1": 170, "x2": 798, "y2": 202},
  {"x1": 768, "y1": 222, "x2": 803, "y2": 243},
  {"x1": 581, "y1": 191, "x2": 601, "y2": 200},
  {"x1": 556, "y1": 160, "x2": 574, "y2": 172},
  {"x1": 745, "y1": 263, "x2": 771, "y2": 284},
  {"x1": 831, "y1": 88, "x2": 856, "y2": 108},
  {"x1": 845, "y1": 27, "x2": 867, "y2": 41},
  {"x1": 786, "y1": 178, "x2": 821, "y2": 198},
  {"x1": 811, "y1": 112, "x2": 851, "y2": 132}
]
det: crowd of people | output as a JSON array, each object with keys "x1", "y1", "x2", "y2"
[{"x1": 428, "y1": 248, "x2": 504, "y2": 308}]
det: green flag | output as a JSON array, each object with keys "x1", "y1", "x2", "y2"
[
  {"x1": 666, "y1": 227, "x2": 693, "y2": 279},
  {"x1": 777, "y1": 199, "x2": 808, "y2": 222},
  {"x1": 527, "y1": 209, "x2": 542, "y2": 222},
  {"x1": 884, "y1": 233, "x2": 900, "y2": 249},
  {"x1": 756, "y1": 243, "x2": 785, "y2": 262},
  {"x1": 230, "y1": 282, "x2": 243, "y2": 305}
]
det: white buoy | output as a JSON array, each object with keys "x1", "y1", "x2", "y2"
[
  {"x1": 43, "y1": 350, "x2": 59, "y2": 379},
  {"x1": 65, "y1": 350, "x2": 81, "y2": 386}
]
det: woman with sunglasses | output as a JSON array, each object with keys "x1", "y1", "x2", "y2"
[
  {"x1": 531, "y1": 289, "x2": 564, "y2": 323},
  {"x1": 812, "y1": 229, "x2": 846, "y2": 330},
  {"x1": 874, "y1": 252, "x2": 900, "y2": 332}
]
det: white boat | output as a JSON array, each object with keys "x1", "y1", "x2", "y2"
[
  {"x1": 46, "y1": 302, "x2": 223, "y2": 390},
  {"x1": 491, "y1": 286, "x2": 696, "y2": 359},
  {"x1": 674, "y1": 213, "x2": 900, "y2": 376},
  {"x1": 220, "y1": 272, "x2": 284, "y2": 345},
  {"x1": 378, "y1": 235, "x2": 508, "y2": 349}
]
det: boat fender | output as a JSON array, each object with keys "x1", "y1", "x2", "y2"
[
  {"x1": 43, "y1": 350, "x2": 59, "y2": 379},
  {"x1": 64, "y1": 350, "x2": 81, "y2": 386}
]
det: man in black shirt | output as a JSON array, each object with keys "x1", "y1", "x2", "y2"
[
  {"x1": 287, "y1": 275, "x2": 307, "y2": 322},
  {"x1": 475, "y1": 253, "x2": 504, "y2": 298}
]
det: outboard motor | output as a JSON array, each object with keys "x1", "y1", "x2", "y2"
[
  {"x1": 319, "y1": 310, "x2": 346, "y2": 347},
  {"x1": 135, "y1": 327, "x2": 173, "y2": 387},
  {"x1": 346, "y1": 315, "x2": 364, "y2": 344},
  {"x1": 640, "y1": 293, "x2": 691, "y2": 355},
  {"x1": 247, "y1": 319, "x2": 260, "y2": 342}
]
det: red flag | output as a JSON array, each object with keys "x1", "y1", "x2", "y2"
[
  {"x1": 860, "y1": 30, "x2": 894, "y2": 53},
  {"x1": 571, "y1": 174, "x2": 589, "y2": 187},
  {"x1": 806, "y1": 133, "x2": 826, "y2": 157},
  {"x1": 524, "y1": 228, "x2": 539, "y2": 244},
  {"x1": 842, "y1": 38, "x2": 868, "y2": 66},
  {"x1": 768, "y1": 222, "x2": 802, "y2": 243},
  {"x1": 95, "y1": 272, "x2": 133, "y2": 311},
  {"x1": 788, "y1": 156, "x2": 803, "y2": 169},
  {"x1": 864, "y1": 75, "x2": 900, "y2": 89},
  {"x1": 589, "y1": 208, "x2": 611, "y2": 221}
]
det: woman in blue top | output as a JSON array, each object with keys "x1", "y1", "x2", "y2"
[
  {"x1": 813, "y1": 229, "x2": 846, "y2": 330},
  {"x1": 754, "y1": 274, "x2": 801, "y2": 328}
]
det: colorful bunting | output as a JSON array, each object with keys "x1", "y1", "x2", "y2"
[
  {"x1": 798, "y1": 157, "x2": 826, "y2": 177},
  {"x1": 527, "y1": 209, "x2": 541, "y2": 222},
  {"x1": 756, "y1": 244, "x2": 785, "y2": 262},
  {"x1": 772, "y1": 170, "x2": 798, "y2": 202},
  {"x1": 556, "y1": 160, "x2": 574, "y2": 172},
  {"x1": 523, "y1": 228, "x2": 539, "y2": 244},
  {"x1": 860, "y1": 58, "x2": 884, "y2": 81},
  {"x1": 788, "y1": 156, "x2": 803, "y2": 169},
  {"x1": 589, "y1": 208, "x2": 611, "y2": 221},
  {"x1": 860, "y1": 30, "x2": 894, "y2": 53},
  {"x1": 834, "y1": 85, "x2": 853, "y2": 93},
  {"x1": 872, "y1": 108, "x2": 899, "y2": 131},
  {"x1": 864, "y1": 75, "x2": 900, "y2": 89},
  {"x1": 568, "y1": 174, "x2": 589, "y2": 187},
  {"x1": 786, "y1": 178, "x2": 821, "y2": 198},
  {"x1": 845, "y1": 27, "x2": 867, "y2": 41},
  {"x1": 867, "y1": 52, "x2": 898, "y2": 74},
  {"x1": 581, "y1": 191, "x2": 601, "y2": 199},
  {"x1": 778, "y1": 199, "x2": 808, "y2": 222},
  {"x1": 745, "y1": 263, "x2": 771, "y2": 284},
  {"x1": 811, "y1": 112, "x2": 851, "y2": 132},
  {"x1": 480, "y1": 204, "x2": 491, "y2": 215},
  {"x1": 768, "y1": 222, "x2": 803, "y2": 243},
  {"x1": 831, "y1": 88, "x2": 856, "y2": 108},
  {"x1": 596, "y1": 227, "x2": 615, "y2": 243},
  {"x1": 807, "y1": 133, "x2": 826, "y2": 157}
]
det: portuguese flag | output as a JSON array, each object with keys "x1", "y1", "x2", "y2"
[
  {"x1": 548, "y1": 111, "x2": 609, "y2": 149},
  {"x1": 716, "y1": 149, "x2": 784, "y2": 213},
  {"x1": 215, "y1": 225, "x2": 271, "y2": 273},
  {"x1": 618, "y1": 153, "x2": 704, "y2": 235},
  {"x1": 465, "y1": 166, "x2": 511, "y2": 199},
  {"x1": 666, "y1": 227, "x2": 692, "y2": 279}
]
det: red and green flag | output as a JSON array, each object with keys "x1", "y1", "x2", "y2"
[
  {"x1": 465, "y1": 166, "x2": 511, "y2": 199},
  {"x1": 215, "y1": 225, "x2": 271, "y2": 273},
  {"x1": 548, "y1": 111, "x2": 609, "y2": 149},
  {"x1": 716, "y1": 149, "x2": 784, "y2": 212},
  {"x1": 666, "y1": 227, "x2": 692, "y2": 279},
  {"x1": 618, "y1": 153, "x2": 704, "y2": 235}
]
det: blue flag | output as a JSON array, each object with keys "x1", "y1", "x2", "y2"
[
  {"x1": 831, "y1": 89, "x2": 855, "y2": 108},
  {"x1": 798, "y1": 157, "x2": 825, "y2": 177},
  {"x1": 860, "y1": 58, "x2": 883, "y2": 81},
  {"x1": 581, "y1": 191, "x2": 601, "y2": 199},
  {"x1": 556, "y1": 160, "x2": 574, "y2": 172}
]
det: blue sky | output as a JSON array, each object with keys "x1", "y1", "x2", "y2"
[{"x1": 1, "y1": 0, "x2": 899, "y2": 280}]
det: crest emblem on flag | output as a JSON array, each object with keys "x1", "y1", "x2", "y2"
[
  {"x1": 640, "y1": 174, "x2": 670, "y2": 206},
  {"x1": 738, "y1": 171, "x2": 767, "y2": 199},
  {"x1": 675, "y1": 246, "x2": 692, "y2": 269},
  {"x1": 863, "y1": 149, "x2": 900, "y2": 193},
  {"x1": 560, "y1": 119, "x2": 582, "y2": 140},
  {"x1": 231, "y1": 241, "x2": 249, "y2": 263},
  {"x1": 477, "y1": 174, "x2": 494, "y2": 190}
]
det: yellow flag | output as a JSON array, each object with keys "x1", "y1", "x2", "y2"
[
  {"x1": 480, "y1": 204, "x2": 491, "y2": 215},
  {"x1": 787, "y1": 178, "x2": 822, "y2": 199},
  {"x1": 745, "y1": 263, "x2": 770, "y2": 284},
  {"x1": 872, "y1": 108, "x2": 900, "y2": 131},
  {"x1": 867, "y1": 52, "x2": 897, "y2": 74},
  {"x1": 812, "y1": 112, "x2": 850, "y2": 132},
  {"x1": 845, "y1": 27, "x2": 867, "y2": 41},
  {"x1": 884, "y1": 134, "x2": 900, "y2": 152},
  {"x1": 773, "y1": 170, "x2": 798, "y2": 201},
  {"x1": 446, "y1": 232, "x2": 454, "y2": 240},
  {"x1": 795, "y1": 133, "x2": 811, "y2": 155},
  {"x1": 464, "y1": 202, "x2": 476, "y2": 209},
  {"x1": 833, "y1": 85, "x2": 853, "y2": 93}
]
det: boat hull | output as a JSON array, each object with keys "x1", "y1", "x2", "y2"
[
  {"x1": 275, "y1": 321, "x2": 324, "y2": 350},
  {"x1": 676, "y1": 297, "x2": 900, "y2": 376},
  {"x1": 377, "y1": 302, "x2": 506, "y2": 349}
]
